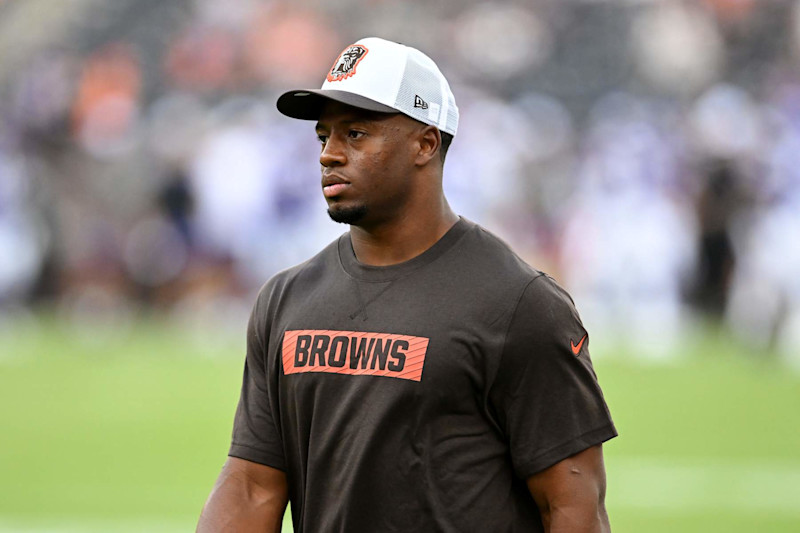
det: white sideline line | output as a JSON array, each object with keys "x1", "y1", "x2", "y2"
[
  {"x1": 0, "y1": 521, "x2": 191, "y2": 533},
  {"x1": 2, "y1": 458, "x2": 799, "y2": 531},
  {"x1": 608, "y1": 457, "x2": 800, "y2": 516}
]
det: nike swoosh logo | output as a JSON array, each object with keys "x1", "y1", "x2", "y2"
[{"x1": 571, "y1": 334, "x2": 587, "y2": 356}]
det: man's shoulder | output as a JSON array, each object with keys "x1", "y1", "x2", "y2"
[
  {"x1": 254, "y1": 235, "x2": 344, "y2": 303},
  {"x1": 457, "y1": 219, "x2": 543, "y2": 281}
]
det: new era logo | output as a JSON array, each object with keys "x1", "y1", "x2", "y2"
[{"x1": 414, "y1": 95, "x2": 429, "y2": 109}]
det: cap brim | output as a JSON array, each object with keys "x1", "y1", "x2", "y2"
[{"x1": 276, "y1": 89, "x2": 398, "y2": 121}]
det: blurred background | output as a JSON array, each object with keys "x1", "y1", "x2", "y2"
[{"x1": 1, "y1": 0, "x2": 799, "y2": 531}]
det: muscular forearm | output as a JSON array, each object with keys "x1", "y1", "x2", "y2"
[
  {"x1": 528, "y1": 445, "x2": 611, "y2": 533},
  {"x1": 197, "y1": 460, "x2": 288, "y2": 533}
]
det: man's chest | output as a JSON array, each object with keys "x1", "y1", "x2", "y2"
[
  {"x1": 265, "y1": 272, "x2": 522, "y2": 428},
  {"x1": 269, "y1": 296, "x2": 509, "y2": 423}
]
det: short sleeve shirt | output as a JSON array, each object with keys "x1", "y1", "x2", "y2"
[{"x1": 229, "y1": 218, "x2": 616, "y2": 532}]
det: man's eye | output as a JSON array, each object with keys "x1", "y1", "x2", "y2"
[
  {"x1": 317, "y1": 134, "x2": 328, "y2": 144},
  {"x1": 348, "y1": 130, "x2": 365, "y2": 139}
]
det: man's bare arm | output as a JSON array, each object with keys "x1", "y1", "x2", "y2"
[
  {"x1": 197, "y1": 457, "x2": 289, "y2": 533},
  {"x1": 527, "y1": 444, "x2": 610, "y2": 533}
]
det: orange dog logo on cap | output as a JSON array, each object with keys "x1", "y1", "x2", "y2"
[{"x1": 327, "y1": 45, "x2": 368, "y2": 82}]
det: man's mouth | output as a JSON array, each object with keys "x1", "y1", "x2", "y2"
[
  {"x1": 323, "y1": 183, "x2": 349, "y2": 197},
  {"x1": 322, "y1": 174, "x2": 350, "y2": 198}
]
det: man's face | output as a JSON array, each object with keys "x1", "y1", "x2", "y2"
[{"x1": 315, "y1": 101, "x2": 421, "y2": 226}]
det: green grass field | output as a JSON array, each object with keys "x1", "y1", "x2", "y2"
[{"x1": 1, "y1": 315, "x2": 799, "y2": 532}]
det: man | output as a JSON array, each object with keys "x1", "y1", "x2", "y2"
[{"x1": 198, "y1": 37, "x2": 616, "y2": 532}]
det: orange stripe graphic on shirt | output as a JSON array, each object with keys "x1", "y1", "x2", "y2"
[{"x1": 282, "y1": 330, "x2": 429, "y2": 382}]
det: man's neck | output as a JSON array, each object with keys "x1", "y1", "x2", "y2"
[{"x1": 349, "y1": 205, "x2": 459, "y2": 267}]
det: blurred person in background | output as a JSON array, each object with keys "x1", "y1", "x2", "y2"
[
  {"x1": 688, "y1": 160, "x2": 744, "y2": 319},
  {"x1": 725, "y1": 86, "x2": 800, "y2": 367},
  {"x1": 559, "y1": 95, "x2": 697, "y2": 361},
  {"x1": 198, "y1": 37, "x2": 615, "y2": 533},
  {"x1": 0, "y1": 139, "x2": 47, "y2": 306}
]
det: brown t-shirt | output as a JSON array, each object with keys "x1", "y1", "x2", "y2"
[{"x1": 229, "y1": 217, "x2": 616, "y2": 532}]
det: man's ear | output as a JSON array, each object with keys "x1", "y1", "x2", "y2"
[{"x1": 414, "y1": 125, "x2": 441, "y2": 166}]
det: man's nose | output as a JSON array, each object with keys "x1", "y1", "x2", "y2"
[{"x1": 320, "y1": 136, "x2": 346, "y2": 167}]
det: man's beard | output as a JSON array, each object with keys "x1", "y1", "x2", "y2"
[{"x1": 327, "y1": 204, "x2": 368, "y2": 225}]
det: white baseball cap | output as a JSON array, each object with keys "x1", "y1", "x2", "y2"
[{"x1": 277, "y1": 37, "x2": 459, "y2": 136}]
